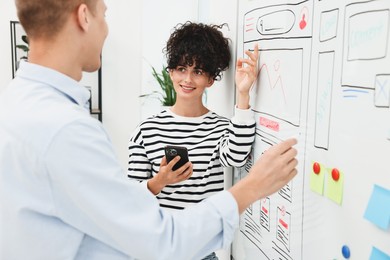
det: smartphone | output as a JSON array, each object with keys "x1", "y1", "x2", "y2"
[{"x1": 164, "y1": 145, "x2": 189, "y2": 171}]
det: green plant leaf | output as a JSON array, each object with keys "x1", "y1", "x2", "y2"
[
  {"x1": 16, "y1": 44, "x2": 29, "y2": 52},
  {"x1": 143, "y1": 65, "x2": 176, "y2": 106},
  {"x1": 21, "y1": 35, "x2": 29, "y2": 45}
]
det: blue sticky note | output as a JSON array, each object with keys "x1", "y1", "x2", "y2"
[
  {"x1": 370, "y1": 247, "x2": 390, "y2": 260},
  {"x1": 364, "y1": 185, "x2": 390, "y2": 230}
]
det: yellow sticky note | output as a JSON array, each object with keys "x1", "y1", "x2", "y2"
[
  {"x1": 325, "y1": 169, "x2": 344, "y2": 205},
  {"x1": 309, "y1": 162, "x2": 325, "y2": 195}
]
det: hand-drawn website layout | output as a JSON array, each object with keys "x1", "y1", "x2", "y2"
[{"x1": 233, "y1": 0, "x2": 390, "y2": 259}]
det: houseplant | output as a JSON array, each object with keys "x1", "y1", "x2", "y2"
[{"x1": 141, "y1": 66, "x2": 176, "y2": 106}]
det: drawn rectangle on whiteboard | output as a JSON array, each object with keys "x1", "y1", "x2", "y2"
[
  {"x1": 375, "y1": 74, "x2": 390, "y2": 107},
  {"x1": 348, "y1": 9, "x2": 389, "y2": 61},
  {"x1": 315, "y1": 51, "x2": 334, "y2": 150},
  {"x1": 320, "y1": 9, "x2": 339, "y2": 42},
  {"x1": 260, "y1": 197, "x2": 270, "y2": 231},
  {"x1": 342, "y1": 1, "x2": 390, "y2": 89},
  {"x1": 243, "y1": 0, "x2": 312, "y2": 42},
  {"x1": 276, "y1": 207, "x2": 291, "y2": 251},
  {"x1": 251, "y1": 48, "x2": 303, "y2": 126}
]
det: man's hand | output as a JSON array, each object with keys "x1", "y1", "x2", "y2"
[{"x1": 229, "y1": 138, "x2": 298, "y2": 213}]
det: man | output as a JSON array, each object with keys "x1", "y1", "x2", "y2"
[{"x1": 0, "y1": 0, "x2": 298, "y2": 259}]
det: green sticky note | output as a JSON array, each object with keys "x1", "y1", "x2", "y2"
[
  {"x1": 325, "y1": 169, "x2": 344, "y2": 205},
  {"x1": 309, "y1": 163, "x2": 325, "y2": 195}
]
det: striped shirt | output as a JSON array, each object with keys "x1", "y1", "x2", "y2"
[{"x1": 128, "y1": 108, "x2": 255, "y2": 210}]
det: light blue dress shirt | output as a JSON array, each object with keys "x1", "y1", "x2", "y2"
[{"x1": 0, "y1": 61, "x2": 239, "y2": 260}]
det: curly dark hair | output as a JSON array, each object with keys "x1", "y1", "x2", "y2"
[{"x1": 164, "y1": 21, "x2": 231, "y2": 81}]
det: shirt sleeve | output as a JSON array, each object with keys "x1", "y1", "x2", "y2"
[
  {"x1": 219, "y1": 106, "x2": 256, "y2": 167},
  {"x1": 44, "y1": 118, "x2": 239, "y2": 259},
  {"x1": 127, "y1": 125, "x2": 152, "y2": 182}
]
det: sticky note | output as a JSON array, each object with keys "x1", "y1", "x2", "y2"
[
  {"x1": 310, "y1": 162, "x2": 325, "y2": 195},
  {"x1": 325, "y1": 169, "x2": 344, "y2": 205},
  {"x1": 364, "y1": 184, "x2": 390, "y2": 230},
  {"x1": 369, "y1": 247, "x2": 390, "y2": 260}
]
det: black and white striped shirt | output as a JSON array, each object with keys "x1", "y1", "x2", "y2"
[{"x1": 128, "y1": 108, "x2": 255, "y2": 210}]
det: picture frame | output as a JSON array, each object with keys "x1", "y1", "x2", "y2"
[
  {"x1": 10, "y1": 20, "x2": 28, "y2": 78},
  {"x1": 80, "y1": 61, "x2": 103, "y2": 122},
  {"x1": 9, "y1": 21, "x2": 103, "y2": 122}
]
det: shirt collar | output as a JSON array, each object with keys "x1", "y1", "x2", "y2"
[{"x1": 16, "y1": 61, "x2": 90, "y2": 109}]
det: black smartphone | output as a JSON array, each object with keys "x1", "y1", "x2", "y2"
[{"x1": 164, "y1": 145, "x2": 189, "y2": 171}]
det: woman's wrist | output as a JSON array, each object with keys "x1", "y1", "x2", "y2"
[
  {"x1": 236, "y1": 92, "x2": 250, "y2": 109},
  {"x1": 147, "y1": 176, "x2": 165, "y2": 195}
]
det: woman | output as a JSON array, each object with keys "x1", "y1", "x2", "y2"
[{"x1": 128, "y1": 21, "x2": 259, "y2": 260}]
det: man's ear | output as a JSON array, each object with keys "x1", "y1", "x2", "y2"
[{"x1": 77, "y1": 4, "x2": 89, "y2": 31}]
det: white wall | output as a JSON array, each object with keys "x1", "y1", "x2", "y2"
[
  {"x1": 140, "y1": 0, "x2": 199, "y2": 119},
  {"x1": 103, "y1": 0, "x2": 142, "y2": 169}
]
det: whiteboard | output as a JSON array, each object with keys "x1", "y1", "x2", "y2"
[{"x1": 232, "y1": 0, "x2": 390, "y2": 259}]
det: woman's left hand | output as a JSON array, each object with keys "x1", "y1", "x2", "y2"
[{"x1": 235, "y1": 43, "x2": 259, "y2": 109}]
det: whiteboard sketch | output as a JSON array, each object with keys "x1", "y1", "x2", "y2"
[
  {"x1": 252, "y1": 48, "x2": 303, "y2": 127},
  {"x1": 315, "y1": 51, "x2": 334, "y2": 150},
  {"x1": 233, "y1": 0, "x2": 390, "y2": 259},
  {"x1": 342, "y1": 1, "x2": 390, "y2": 92}
]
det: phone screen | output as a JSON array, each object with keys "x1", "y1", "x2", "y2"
[{"x1": 164, "y1": 145, "x2": 189, "y2": 171}]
